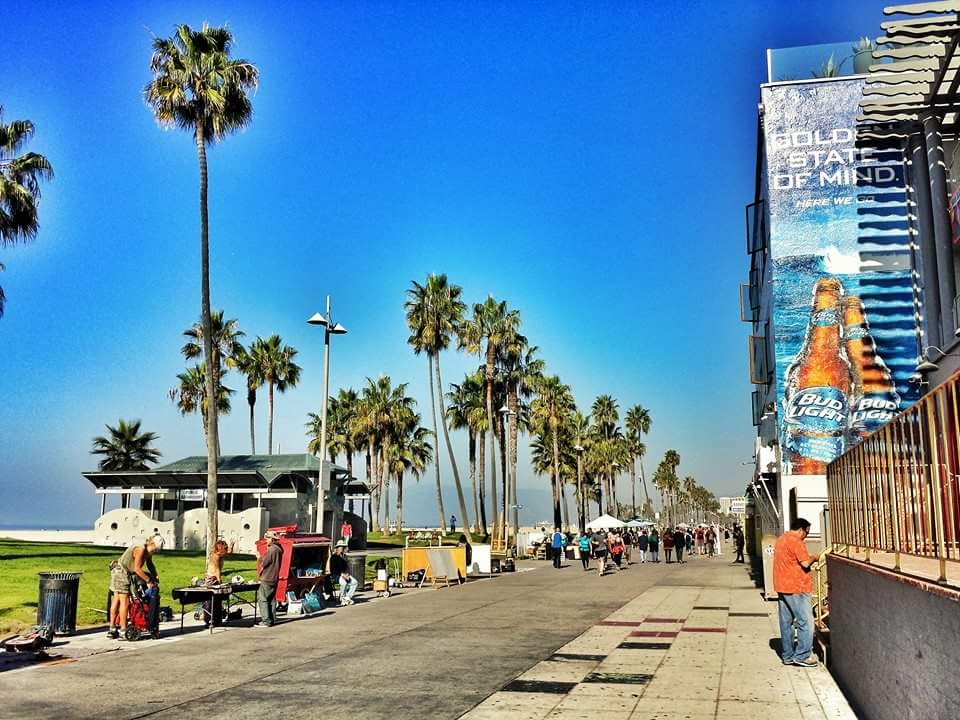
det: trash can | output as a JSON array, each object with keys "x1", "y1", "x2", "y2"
[
  {"x1": 347, "y1": 554, "x2": 367, "y2": 588},
  {"x1": 37, "y1": 572, "x2": 83, "y2": 635}
]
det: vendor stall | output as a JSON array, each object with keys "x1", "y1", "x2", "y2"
[{"x1": 255, "y1": 525, "x2": 331, "y2": 603}]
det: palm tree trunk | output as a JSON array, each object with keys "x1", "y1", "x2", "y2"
[
  {"x1": 365, "y1": 449, "x2": 373, "y2": 528},
  {"x1": 468, "y1": 430, "x2": 479, "y2": 532},
  {"x1": 552, "y1": 431, "x2": 562, "y2": 529},
  {"x1": 630, "y1": 459, "x2": 637, "y2": 518},
  {"x1": 396, "y1": 470, "x2": 404, "y2": 532},
  {"x1": 508, "y1": 389, "x2": 519, "y2": 540},
  {"x1": 381, "y1": 440, "x2": 391, "y2": 533},
  {"x1": 561, "y1": 480, "x2": 570, "y2": 531},
  {"x1": 346, "y1": 450, "x2": 353, "y2": 477},
  {"x1": 267, "y1": 381, "x2": 275, "y2": 455},
  {"x1": 498, "y1": 414, "x2": 507, "y2": 542},
  {"x1": 196, "y1": 125, "x2": 219, "y2": 559},
  {"x1": 478, "y1": 430, "x2": 488, "y2": 535},
  {"x1": 248, "y1": 389, "x2": 256, "y2": 454},
  {"x1": 369, "y1": 438, "x2": 381, "y2": 532},
  {"x1": 639, "y1": 457, "x2": 650, "y2": 505},
  {"x1": 485, "y1": 343, "x2": 498, "y2": 539},
  {"x1": 427, "y1": 354, "x2": 447, "y2": 532},
  {"x1": 435, "y1": 353, "x2": 471, "y2": 540}
]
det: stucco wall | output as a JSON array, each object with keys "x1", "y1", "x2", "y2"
[
  {"x1": 827, "y1": 555, "x2": 960, "y2": 720},
  {"x1": 94, "y1": 508, "x2": 267, "y2": 554}
]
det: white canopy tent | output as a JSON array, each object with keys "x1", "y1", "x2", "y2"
[
  {"x1": 586, "y1": 514, "x2": 625, "y2": 530},
  {"x1": 624, "y1": 519, "x2": 647, "y2": 528}
]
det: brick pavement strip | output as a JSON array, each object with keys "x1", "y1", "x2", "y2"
[{"x1": 0, "y1": 553, "x2": 855, "y2": 720}]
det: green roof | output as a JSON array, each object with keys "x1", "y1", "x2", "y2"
[{"x1": 154, "y1": 454, "x2": 334, "y2": 484}]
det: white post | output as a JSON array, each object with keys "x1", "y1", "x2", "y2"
[{"x1": 315, "y1": 296, "x2": 332, "y2": 535}]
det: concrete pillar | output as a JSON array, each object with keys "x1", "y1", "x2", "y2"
[
  {"x1": 923, "y1": 114, "x2": 957, "y2": 342},
  {"x1": 910, "y1": 133, "x2": 942, "y2": 348}
]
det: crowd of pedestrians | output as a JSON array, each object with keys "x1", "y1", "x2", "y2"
[{"x1": 543, "y1": 522, "x2": 744, "y2": 576}]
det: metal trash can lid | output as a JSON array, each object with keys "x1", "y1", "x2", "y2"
[{"x1": 38, "y1": 572, "x2": 83, "y2": 580}]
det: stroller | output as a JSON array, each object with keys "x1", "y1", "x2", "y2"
[{"x1": 124, "y1": 583, "x2": 159, "y2": 641}]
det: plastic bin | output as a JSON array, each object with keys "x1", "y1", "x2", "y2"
[{"x1": 37, "y1": 572, "x2": 83, "y2": 635}]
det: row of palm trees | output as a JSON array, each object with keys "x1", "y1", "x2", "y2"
[
  {"x1": 303, "y1": 273, "x2": 676, "y2": 540},
  {"x1": 169, "y1": 310, "x2": 302, "y2": 457}
]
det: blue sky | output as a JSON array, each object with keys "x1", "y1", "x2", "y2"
[{"x1": 0, "y1": 1, "x2": 883, "y2": 527}]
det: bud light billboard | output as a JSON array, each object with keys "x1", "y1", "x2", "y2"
[{"x1": 761, "y1": 78, "x2": 921, "y2": 476}]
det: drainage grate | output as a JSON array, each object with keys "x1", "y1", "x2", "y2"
[
  {"x1": 550, "y1": 653, "x2": 606, "y2": 662},
  {"x1": 729, "y1": 612, "x2": 769, "y2": 617},
  {"x1": 618, "y1": 641, "x2": 672, "y2": 650},
  {"x1": 502, "y1": 680, "x2": 577, "y2": 694},
  {"x1": 583, "y1": 672, "x2": 654, "y2": 685},
  {"x1": 692, "y1": 605, "x2": 729, "y2": 610}
]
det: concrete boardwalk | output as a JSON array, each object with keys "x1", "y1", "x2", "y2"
[{"x1": 0, "y1": 552, "x2": 855, "y2": 720}]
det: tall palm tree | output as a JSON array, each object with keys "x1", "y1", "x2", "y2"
[
  {"x1": 169, "y1": 363, "x2": 233, "y2": 442},
  {"x1": 499, "y1": 337, "x2": 544, "y2": 539},
  {"x1": 447, "y1": 371, "x2": 486, "y2": 533},
  {"x1": 531, "y1": 375, "x2": 574, "y2": 528},
  {"x1": 145, "y1": 24, "x2": 258, "y2": 555},
  {"x1": 461, "y1": 296, "x2": 520, "y2": 537},
  {"x1": 230, "y1": 342, "x2": 265, "y2": 454},
  {"x1": 625, "y1": 405, "x2": 652, "y2": 510},
  {"x1": 405, "y1": 274, "x2": 469, "y2": 536},
  {"x1": 251, "y1": 335, "x2": 301, "y2": 455},
  {"x1": 590, "y1": 395, "x2": 619, "y2": 513},
  {"x1": 0, "y1": 106, "x2": 54, "y2": 318}
]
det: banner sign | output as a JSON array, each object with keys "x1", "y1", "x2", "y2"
[{"x1": 761, "y1": 79, "x2": 920, "y2": 475}]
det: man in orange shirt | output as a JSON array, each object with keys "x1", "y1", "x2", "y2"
[{"x1": 773, "y1": 518, "x2": 820, "y2": 667}]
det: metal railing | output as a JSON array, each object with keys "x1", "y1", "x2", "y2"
[{"x1": 826, "y1": 370, "x2": 960, "y2": 583}]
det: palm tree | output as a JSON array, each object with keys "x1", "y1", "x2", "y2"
[
  {"x1": 461, "y1": 296, "x2": 520, "y2": 537},
  {"x1": 590, "y1": 395, "x2": 619, "y2": 513},
  {"x1": 182, "y1": 310, "x2": 245, "y2": 448},
  {"x1": 447, "y1": 371, "x2": 486, "y2": 533},
  {"x1": 0, "y1": 106, "x2": 54, "y2": 318},
  {"x1": 230, "y1": 342, "x2": 265, "y2": 454},
  {"x1": 531, "y1": 375, "x2": 574, "y2": 528},
  {"x1": 91, "y1": 419, "x2": 162, "y2": 510},
  {"x1": 389, "y1": 412, "x2": 433, "y2": 532},
  {"x1": 170, "y1": 363, "x2": 233, "y2": 442},
  {"x1": 251, "y1": 335, "x2": 301, "y2": 455},
  {"x1": 625, "y1": 404, "x2": 652, "y2": 515},
  {"x1": 405, "y1": 274, "x2": 469, "y2": 536},
  {"x1": 145, "y1": 24, "x2": 258, "y2": 555},
  {"x1": 308, "y1": 388, "x2": 359, "y2": 473},
  {"x1": 568, "y1": 410, "x2": 590, "y2": 530},
  {"x1": 499, "y1": 337, "x2": 544, "y2": 540}
]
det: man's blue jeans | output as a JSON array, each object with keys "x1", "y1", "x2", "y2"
[
  {"x1": 778, "y1": 592, "x2": 813, "y2": 663},
  {"x1": 338, "y1": 574, "x2": 358, "y2": 602}
]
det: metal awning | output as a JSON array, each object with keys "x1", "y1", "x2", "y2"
[
  {"x1": 858, "y1": 1, "x2": 960, "y2": 137},
  {"x1": 84, "y1": 470, "x2": 272, "y2": 491}
]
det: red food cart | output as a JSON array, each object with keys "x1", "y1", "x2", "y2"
[{"x1": 255, "y1": 525, "x2": 331, "y2": 603}]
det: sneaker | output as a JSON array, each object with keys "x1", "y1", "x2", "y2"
[
  {"x1": 253, "y1": 622, "x2": 272, "y2": 629},
  {"x1": 792, "y1": 657, "x2": 818, "y2": 668},
  {"x1": 106, "y1": 628, "x2": 120, "y2": 639}
]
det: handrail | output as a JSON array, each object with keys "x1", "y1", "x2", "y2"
[{"x1": 827, "y1": 370, "x2": 960, "y2": 584}]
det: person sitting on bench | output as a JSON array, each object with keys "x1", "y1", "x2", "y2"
[{"x1": 327, "y1": 540, "x2": 358, "y2": 605}]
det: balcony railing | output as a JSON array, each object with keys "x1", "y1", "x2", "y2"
[{"x1": 826, "y1": 370, "x2": 960, "y2": 584}]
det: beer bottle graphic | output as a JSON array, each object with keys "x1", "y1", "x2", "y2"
[
  {"x1": 783, "y1": 277, "x2": 850, "y2": 475},
  {"x1": 842, "y1": 295, "x2": 900, "y2": 440}
]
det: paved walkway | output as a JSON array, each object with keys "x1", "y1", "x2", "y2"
[
  {"x1": 461, "y1": 560, "x2": 855, "y2": 719},
  {"x1": 0, "y1": 549, "x2": 855, "y2": 720}
]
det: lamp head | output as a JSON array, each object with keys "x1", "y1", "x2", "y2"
[
  {"x1": 573, "y1": 444, "x2": 584, "y2": 452},
  {"x1": 329, "y1": 322, "x2": 348, "y2": 335},
  {"x1": 916, "y1": 360, "x2": 939, "y2": 373},
  {"x1": 307, "y1": 312, "x2": 328, "y2": 327}
]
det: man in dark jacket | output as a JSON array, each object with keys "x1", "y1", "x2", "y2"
[
  {"x1": 256, "y1": 530, "x2": 282, "y2": 627},
  {"x1": 673, "y1": 528, "x2": 686, "y2": 563}
]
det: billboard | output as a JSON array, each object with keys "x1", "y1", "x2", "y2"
[{"x1": 762, "y1": 79, "x2": 921, "y2": 476}]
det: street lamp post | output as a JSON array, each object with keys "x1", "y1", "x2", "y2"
[
  {"x1": 499, "y1": 405, "x2": 517, "y2": 547},
  {"x1": 307, "y1": 296, "x2": 347, "y2": 537},
  {"x1": 612, "y1": 461, "x2": 620, "y2": 518}
]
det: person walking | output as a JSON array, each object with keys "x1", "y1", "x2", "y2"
[
  {"x1": 591, "y1": 529, "x2": 608, "y2": 576},
  {"x1": 550, "y1": 527, "x2": 565, "y2": 569},
  {"x1": 773, "y1": 518, "x2": 820, "y2": 667},
  {"x1": 705, "y1": 526, "x2": 716, "y2": 557},
  {"x1": 673, "y1": 527, "x2": 686, "y2": 563},
  {"x1": 609, "y1": 533, "x2": 625, "y2": 571},
  {"x1": 649, "y1": 528, "x2": 660, "y2": 563},
  {"x1": 695, "y1": 526, "x2": 705, "y2": 555},
  {"x1": 255, "y1": 530, "x2": 282, "y2": 628},
  {"x1": 578, "y1": 532, "x2": 591, "y2": 571},
  {"x1": 734, "y1": 526, "x2": 746, "y2": 563},
  {"x1": 662, "y1": 527, "x2": 675, "y2": 563},
  {"x1": 637, "y1": 529, "x2": 649, "y2": 563}
]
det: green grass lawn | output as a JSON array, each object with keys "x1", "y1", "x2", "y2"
[
  {"x1": 366, "y1": 530, "x2": 487, "y2": 547},
  {"x1": 0, "y1": 539, "x2": 257, "y2": 634},
  {"x1": 0, "y1": 540, "x2": 401, "y2": 634}
]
